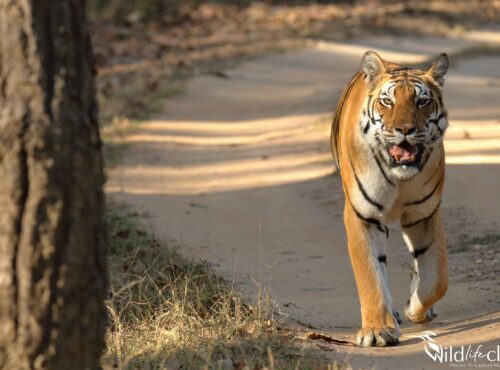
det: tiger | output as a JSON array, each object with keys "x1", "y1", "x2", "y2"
[{"x1": 330, "y1": 51, "x2": 449, "y2": 347}]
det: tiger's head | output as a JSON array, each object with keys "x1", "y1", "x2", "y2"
[{"x1": 359, "y1": 51, "x2": 449, "y2": 180}]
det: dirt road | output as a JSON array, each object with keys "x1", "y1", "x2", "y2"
[{"x1": 107, "y1": 34, "x2": 500, "y2": 369}]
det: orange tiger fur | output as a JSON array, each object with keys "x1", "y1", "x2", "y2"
[{"x1": 331, "y1": 51, "x2": 449, "y2": 347}]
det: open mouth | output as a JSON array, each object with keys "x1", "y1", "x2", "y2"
[{"x1": 388, "y1": 141, "x2": 422, "y2": 167}]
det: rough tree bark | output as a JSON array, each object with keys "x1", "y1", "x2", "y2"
[{"x1": 0, "y1": 1, "x2": 107, "y2": 369}]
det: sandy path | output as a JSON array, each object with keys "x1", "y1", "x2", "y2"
[{"x1": 107, "y1": 34, "x2": 500, "y2": 369}]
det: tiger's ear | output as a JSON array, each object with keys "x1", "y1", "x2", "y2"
[
  {"x1": 426, "y1": 53, "x2": 449, "y2": 87},
  {"x1": 361, "y1": 51, "x2": 386, "y2": 88}
]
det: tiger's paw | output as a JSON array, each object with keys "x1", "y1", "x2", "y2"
[
  {"x1": 356, "y1": 327, "x2": 400, "y2": 347},
  {"x1": 405, "y1": 305, "x2": 437, "y2": 324}
]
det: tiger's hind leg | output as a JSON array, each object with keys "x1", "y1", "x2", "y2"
[
  {"x1": 401, "y1": 207, "x2": 448, "y2": 323},
  {"x1": 344, "y1": 201, "x2": 400, "y2": 347}
]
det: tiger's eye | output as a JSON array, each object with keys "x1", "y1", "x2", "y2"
[
  {"x1": 417, "y1": 98, "x2": 430, "y2": 108},
  {"x1": 381, "y1": 98, "x2": 393, "y2": 107}
]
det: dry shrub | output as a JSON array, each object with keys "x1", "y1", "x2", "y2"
[{"x1": 102, "y1": 204, "x2": 329, "y2": 369}]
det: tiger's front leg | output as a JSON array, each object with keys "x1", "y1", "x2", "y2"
[
  {"x1": 344, "y1": 200, "x2": 400, "y2": 347},
  {"x1": 402, "y1": 207, "x2": 448, "y2": 323}
]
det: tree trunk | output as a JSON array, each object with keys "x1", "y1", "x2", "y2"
[{"x1": 0, "y1": 1, "x2": 107, "y2": 369}]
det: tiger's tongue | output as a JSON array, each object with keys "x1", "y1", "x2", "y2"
[{"x1": 389, "y1": 142, "x2": 418, "y2": 162}]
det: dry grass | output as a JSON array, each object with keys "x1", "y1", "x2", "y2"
[{"x1": 102, "y1": 204, "x2": 337, "y2": 369}]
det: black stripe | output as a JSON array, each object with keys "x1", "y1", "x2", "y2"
[
  {"x1": 351, "y1": 164, "x2": 384, "y2": 212},
  {"x1": 374, "y1": 134, "x2": 384, "y2": 147},
  {"x1": 370, "y1": 147, "x2": 395, "y2": 187},
  {"x1": 367, "y1": 114, "x2": 375, "y2": 127},
  {"x1": 428, "y1": 113, "x2": 445, "y2": 125},
  {"x1": 411, "y1": 244, "x2": 431, "y2": 259},
  {"x1": 402, "y1": 202, "x2": 441, "y2": 228},
  {"x1": 429, "y1": 113, "x2": 445, "y2": 135},
  {"x1": 366, "y1": 97, "x2": 374, "y2": 121},
  {"x1": 362, "y1": 119, "x2": 370, "y2": 134},
  {"x1": 367, "y1": 97, "x2": 376, "y2": 121},
  {"x1": 378, "y1": 255, "x2": 387, "y2": 264},
  {"x1": 345, "y1": 190, "x2": 388, "y2": 236},
  {"x1": 436, "y1": 113, "x2": 445, "y2": 134},
  {"x1": 379, "y1": 150, "x2": 392, "y2": 168},
  {"x1": 419, "y1": 147, "x2": 433, "y2": 171},
  {"x1": 405, "y1": 173, "x2": 444, "y2": 206}
]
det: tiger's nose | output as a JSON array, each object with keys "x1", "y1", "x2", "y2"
[{"x1": 395, "y1": 126, "x2": 416, "y2": 135}]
